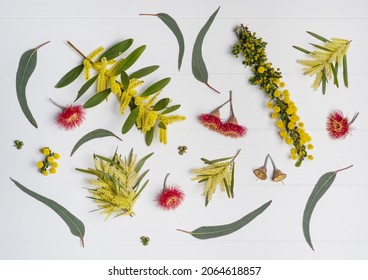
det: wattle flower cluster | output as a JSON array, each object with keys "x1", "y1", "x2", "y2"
[
  {"x1": 36, "y1": 147, "x2": 60, "y2": 176},
  {"x1": 199, "y1": 91, "x2": 247, "y2": 138},
  {"x1": 232, "y1": 25, "x2": 313, "y2": 166}
]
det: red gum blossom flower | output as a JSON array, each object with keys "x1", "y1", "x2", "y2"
[
  {"x1": 199, "y1": 112, "x2": 222, "y2": 132},
  {"x1": 157, "y1": 174, "x2": 184, "y2": 210},
  {"x1": 50, "y1": 98, "x2": 85, "y2": 130},
  {"x1": 326, "y1": 110, "x2": 359, "y2": 139}
]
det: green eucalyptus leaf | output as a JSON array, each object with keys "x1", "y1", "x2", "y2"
[
  {"x1": 75, "y1": 74, "x2": 98, "y2": 101},
  {"x1": 156, "y1": 13, "x2": 185, "y2": 71},
  {"x1": 113, "y1": 45, "x2": 146, "y2": 75},
  {"x1": 145, "y1": 127, "x2": 155, "y2": 146},
  {"x1": 343, "y1": 55, "x2": 348, "y2": 88},
  {"x1": 55, "y1": 64, "x2": 84, "y2": 88},
  {"x1": 16, "y1": 41, "x2": 50, "y2": 128},
  {"x1": 10, "y1": 178, "x2": 85, "y2": 247},
  {"x1": 97, "y1": 39, "x2": 133, "y2": 61},
  {"x1": 178, "y1": 200, "x2": 272, "y2": 239},
  {"x1": 122, "y1": 107, "x2": 139, "y2": 134},
  {"x1": 307, "y1": 31, "x2": 330, "y2": 42},
  {"x1": 140, "y1": 78, "x2": 171, "y2": 97},
  {"x1": 70, "y1": 129, "x2": 122, "y2": 156},
  {"x1": 192, "y1": 6, "x2": 220, "y2": 94},
  {"x1": 120, "y1": 71, "x2": 130, "y2": 90},
  {"x1": 152, "y1": 98, "x2": 170, "y2": 111},
  {"x1": 162, "y1": 104, "x2": 181, "y2": 114},
  {"x1": 83, "y1": 88, "x2": 111, "y2": 108},
  {"x1": 302, "y1": 165, "x2": 353, "y2": 251},
  {"x1": 129, "y1": 65, "x2": 159, "y2": 79}
]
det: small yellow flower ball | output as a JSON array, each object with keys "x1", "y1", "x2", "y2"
[
  {"x1": 279, "y1": 129, "x2": 288, "y2": 138},
  {"x1": 279, "y1": 82, "x2": 286, "y2": 88},
  {"x1": 50, "y1": 168, "x2": 57, "y2": 174},
  {"x1": 283, "y1": 89, "x2": 289, "y2": 96},
  {"x1": 285, "y1": 137, "x2": 293, "y2": 145},
  {"x1": 36, "y1": 161, "x2": 44, "y2": 169},
  {"x1": 47, "y1": 156, "x2": 54, "y2": 163},
  {"x1": 267, "y1": 101, "x2": 273, "y2": 108},
  {"x1": 298, "y1": 122, "x2": 304, "y2": 128},
  {"x1": 276, "y1": 120, "x2": 284, "y2": 129},
  {"x1": 273, "y1": 106, "x2": 281, "y2": 113},
  {"x1": 42, "y1": 171, "x2": 49, "y2": 176},
  {"x1": 286, "y1": 107, "x2": 294, "y2": 115},
  {"x1": 291, "y1": 154, "x2": 298, "y2": 160},
  {"x1": 258, "y1": 66, "x2": 265, "y2": 73},
  {"x1": 271, "y1": 112, "x2": 278, "y2": 119},
  {"x1": 307, "y1": 144, "x2": 314, "y2": 150},
  {"x1": 308, "y1": 155, "x2": 314, "y2": 160},
  {"x1": 287, "y1": 122, "x2": 295, "y2": 130},
  {"x1": 42, "y1": 147, "x2": 50, "y2": 155},
  {"x1": 53, "y1": 153, "x2": 60, "y2": 160},
  {"x1": 291, "y1": 148, "x2": 297, "y2": 155},
  {"x1": 51, "y1": 162, "x2": 59, "y2": 168},
  {"x1": 274, "y1": 90, "x2": 281, "y2": 98}
]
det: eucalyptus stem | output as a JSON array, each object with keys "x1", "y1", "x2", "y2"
[{"x1": 335, "y1": 165, "x2": 353, "y2": 173}]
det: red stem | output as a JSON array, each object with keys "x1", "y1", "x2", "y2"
[
  {"x1": 206, "y1": 83, "x2": 221, "y2": 94},
  {"x1": 176, "y1": 229, "x2": 192, "y2": 235},
  {"x1": 139, "y1": 13, "x2": 157, "y2": 16},
  {"x1": 335, "y1": 165, "x2": 353, "y2": 173},
  {"x1": 35, "y1": 41, "x2": 51, "y2": 50}
]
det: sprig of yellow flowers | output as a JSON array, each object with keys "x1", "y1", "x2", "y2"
[{"x1": 232, "y1": 25, "x2": 313, "y2": 167}]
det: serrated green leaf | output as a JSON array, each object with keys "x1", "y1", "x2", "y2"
[
  {"x1": 192, "y1": 6, "x2": 220, "y2": 94},
  {"x1": 120, "y1": 71, "x2": 130, "y2": 90},
  {"x1": 135, "y1": 152, "x2": 154, "y2": 173},
  {"x1": 10, "y1": 178, "x2": 85, "y2": 247},
  {"x1": 113, "y1": 45, "x2": 146, "y2": 75},
  {"x1": 162, "y1": 104, "x2": 181, "y2": 114},
  {"x1": 129, "y1": 65, "x2": 159, "y2": 79},
  {"x1": 75, "y1": 74, "x2": 98, "y2": 101},
  {"x1": 55, "y1": 64, "x2": 84, "y2": 88},
  {"x1": 292, "y1": 45, "x2": 311, "y2": 54},
  {"x1": 152, "y1": 98, "x2": 170, "y2": 111},
  {"x1": 16, "y1": 41, "x2": 50, "y2": 128},
  {"x1": 140, "y1": 78, "x2": 171, "y2": 97},
  {"x1": 307, "y1": 31, "x2": 330, "y2": 42},
  {"x1": 303, "y1": 165, "x2": 353, "y2": 251},
  {"x1": 122, "y1": 107, "x2": 139, "y2": 134},
  {"x1": 70, "y1": 129, "x2": 122, "y2": 156},
  {"x1": 158, "y1": 122, "x2": 166, "y2": 129},
  {"x1": 145, "y1": 127, "x2": 155, "y2": 146},
  {"x1": 156, "y1": 13, "x2": 185, "y2": 71},
  {"x1": 178, "y1": 200, "x2": 272, "y2": 239},
  {"x1": 97, "y1": 39, "x2": 133, "y2": 61},
  {"x1": 343, "y1": 55, "x2": 348, "y2": 88},
  {"x1": 83, "y1": 88, "x2": 111, "y2": 108}
]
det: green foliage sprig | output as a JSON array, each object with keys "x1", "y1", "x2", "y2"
[
  {"x1": 293, "y1": 31, "x2": 351, "y2": 94},
  {"x1": 55, "y1": 40, "x2": 185, "y2": 146},
  {"x1": 192, "y1": 149, "x2": 240, "y2": 206},
  {"x1": 76, "y1": 149, "x2": 153, "y2": 219},
  {"x1": 232, "y1": 25, "x2": 313, "y2": 167}
]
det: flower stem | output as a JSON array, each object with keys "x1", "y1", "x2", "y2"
[
  {"x1": 163, "y1": 173, "x2": 170, "y2": 189},
  {"x1": 335, "y1": 165, "x2": 353, "y2": 173},
  {"x1": 268, "y1": 154, "x2": 277, "y2": 169},
  {"x1": 205, "y1": 83, "x2": 221, "y2": 94},
  {"x1": 229, "y1": 90, "x2": 235, "y2": 117},
  {"x1": 349, "y1": 112, "x2": 359, "y2": 125},
  {"x1": 67, "y1": 41, "x2": 88, "y2": 60},
  {"x1": 49, "y1": 98, "x2": 65, "y2": 110},
  {"x1": 263, "y1": 154, "x2": 270, "y2": 167}
]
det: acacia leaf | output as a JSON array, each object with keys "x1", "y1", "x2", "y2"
[
  {"x1": 178, "y1": 200, "x2": 272, "y2": 239},
  {"x1": 120, "y1": 71, "x2": 130, "y2": 90},
  {"x1": 292, "y1": 45, "x2": 311, "y2": 54},
  {"x1": 145, "y1": 127, "x2": 155, "y2": 146},
  {"x1": 97, "y1": 39, "x2": 133, "y2": 61},
  {"x1": 156, "y1": 13, "x2": 185, "y2": 70},
  {"x1": 330, "y1": 63, "x2": 339, "y2": 87},
  {"x1": 303, "y1": 165, "x2": 353, "y2": 251},
  {"x1": 55, "y1": 64, "x2": 84, "y2": 88},
  {"x1": 307, "y1": 31, "x2": 330, "y2": 42},
  {"x1": 158, "y1": 122, "x2": 166, "y2": 129},
  {"x1": 135, "y1": 152, "x2": 154, "y2": 173},
  {"x1": 113, "y1": 45, "x2": 146, "y2": 75},
  {"x1": 122, "y1": 107, "x2": 139, "y2": 134},
  {"x1": 129, "y1": 65, "x2": 159, "y2": 79},
  {"x1": 192, "y1": 6, "x2": 220, "y2": 94},
  {"x1": 162, "y1": 104, "x2": 180, "y2": 114},
  {"x1": 16, "y1": 41, "x2": 50, "y2": 128},
  {"x1": 83, "y1": 88, "x2": 111, "y2": 108},
  {"x1": 152, "y1": 98, "x2": 170, "y2": 111},
  {"x1": 70, "y1": 129, "x2": 122, "y2": 156},
  {"x1": 321, "y1": 70, "x2": 327, "y2": 95},
  {"x1": 10, "y1": 178, "x2": 85, "y2": 247},
  {"x1": 343, "y1": 55, "x2": 348, "y2": 87},
  {"x1": 75, "y1": 74, "x2": 98, "y2": 101},
  {"x1": 140, "y1": 78, "x2": 171, "y2": 97}
]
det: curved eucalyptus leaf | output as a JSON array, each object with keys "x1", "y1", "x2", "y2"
[
  {"x1": 192, "y1": 6, "x2": 220, "y2": 94},
  {"x1": 303, "y1": 165, "x2": 353, "y2": 251},
  {"x1": 16, "y1": 41, "x2": 50, "y2": 128},
  {"x1": 113, "y1": 45, "x2": 146, "y2": 75},
  {"x1": 122, "y1": 107, "x2": 139, "y2": 134},
  {"x1": 129, "y1": 65, "x2": 159, "y2": 79},
  {"x1": 10, "y1": 178, "x2": 85, "y2": 247},
  {"x1": 140, "y1": 78, "x2": 171, "y2": 97},
  {"x1": 83, "y1": 88, "x2": 111, "y2": 108},
  {"x1": 178, "y1": 200, "x2": 272, "y2": 239},
  {"x1": 70, "y1": 129, "x2": 122, "y2": 156},
  {"x1": 75, "y1": 74, "x2": 98, "y2": 101},
  {"x1": 97, "y1": 39, "x2": 133, "y2": 61},
  {"x1": 55, "y1": 64, "x2": 84, "y2": 88}
]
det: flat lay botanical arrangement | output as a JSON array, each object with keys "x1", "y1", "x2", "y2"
[{"x1": 8, "y1": 4, "x2": 360, "y2": 255}]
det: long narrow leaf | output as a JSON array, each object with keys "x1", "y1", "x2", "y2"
[
  {"x1": 97, "y1": 39, "x2": 133, "y2": 61},
  {"x1": 178, "y1": 200, "x2": 272, "y2": 239},
  {"x1": 113, "y1": 45, "x2": 146, "y2": 75},
  {"x1": 16, "y1": 41, "x2": 50, "y2": 128},
  {"x1": 135, "y1": 152, "x2": 154, "y2": 173},
  {"x1": 75, "y1": 75, "x2": 98, "y2": 101},
  {"x1": 152, "y1": 98, "x2": 170, "y2": 111},
  {"x1": 302, "y1": 165, "x2": 353, "y2": 251},
  {"x1": 307, "y1": 31, "x2": 330, "y2": 42},
  {"x1": 162, "y1": 104, "x2": 180, "y2": 114},
  {"x1": 292, "y1": 45, "x2": 311, "y2": 54},
  {"x1": 120, "y1": 71, "x2": 130, "y2": 90},
  {"x1": 321, "y1": 70, "x2": 327, "y2": 95},
  {"x1": 330, "y1": 63, "x2": 339, "y2": 87},
  {"x1": 145, "y1": 127, "x2": 155, "y2": 146},
  {"x1": 133, "y1": 179, "x2": 149, "y2": 201},
  {"x1": 230, "y1": 162, "x2": 235, "y2": 198},
  {"x1": 83, "y1": 88, "x2": 111, "y2": 108},
  {"x1": 70, "y1": 129, "x2": 122, "y2": 156},
  {"x1": 133, "y1": 169, "x2": 150, "y2": 190},
  {"x1": 122, "y1": 107, "x2": 139, "y2": 134},
  {"x1": 10, "y1": 178, "x2": 85, "y2": 247},
  {"x1": 192, "y1": 7, "x2": 220, "y2": 94},
  {"x1": 55, "y1": 64, "x2": 84, "y2": 88},
  {"x1": 343, "y1": 55, "x2": 348, "y2": 87},
  {"x1": 309, "y1": 43, "x2": 332, "y2": 52},
  {"x1": 140, "y1": 78, "x2": 171, "y2": 97},
  {"x1": 129, "y1": 65, "x2": 159, "y2": 79}
]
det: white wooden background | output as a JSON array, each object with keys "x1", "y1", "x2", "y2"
[{"x1": 1, "y1": 0, "x2": 367, "y2": 260}]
